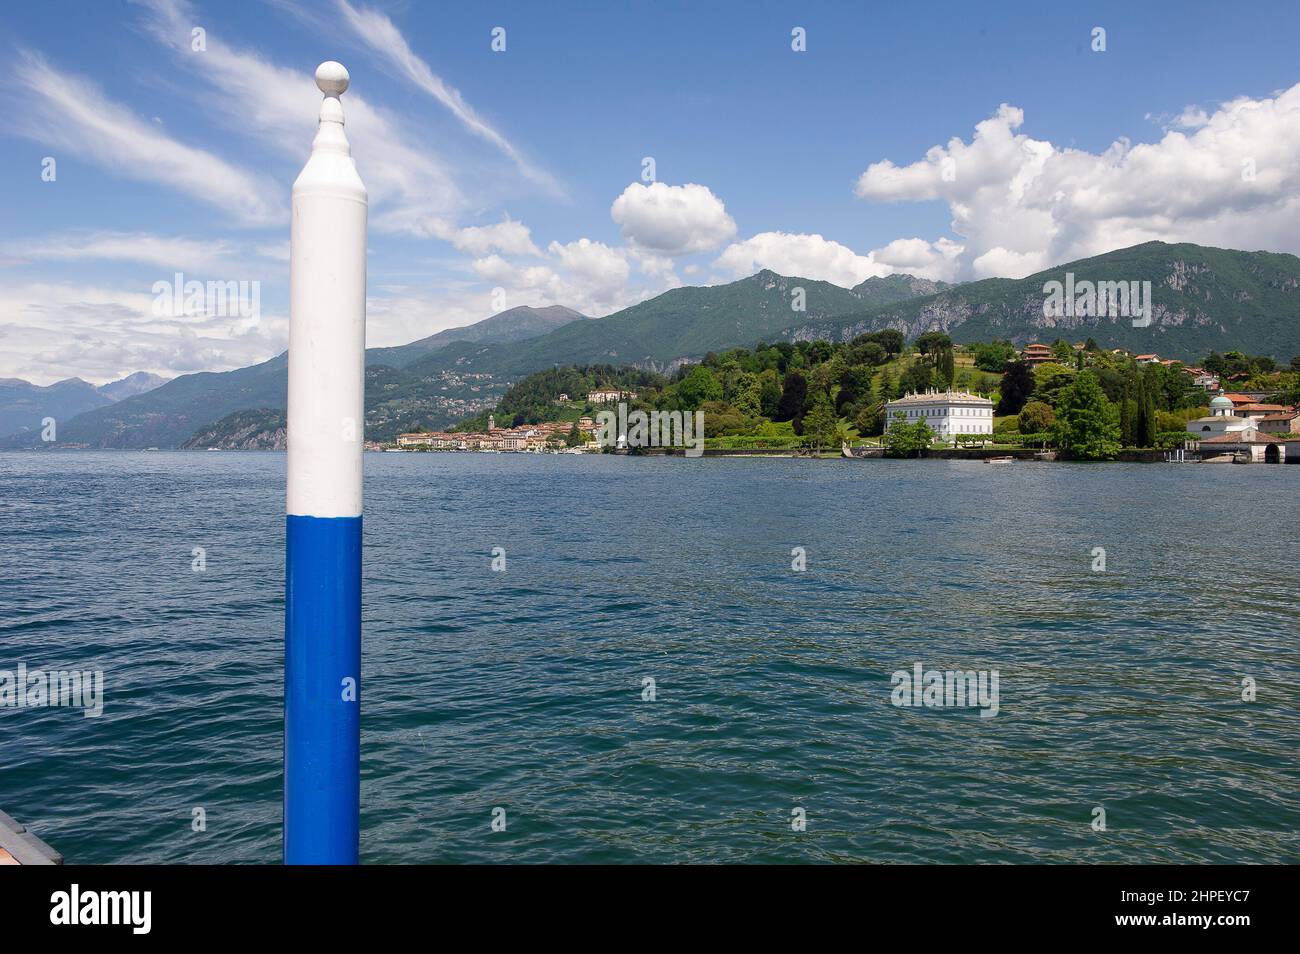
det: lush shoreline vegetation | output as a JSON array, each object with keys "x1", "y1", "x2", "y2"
[{"x1": 448, "y1": 334, "x2": 1300, "y2": 461}]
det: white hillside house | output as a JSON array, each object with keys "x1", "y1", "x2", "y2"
[{"x1": 885, "y1": 389, "x2": 995, "y2": 439}]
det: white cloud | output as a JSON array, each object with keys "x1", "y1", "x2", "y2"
[
  {"x1": 546, "y1": 238, "x2": 630, "y2": 290},
  {"x1": 714, "y1": 232, "x2": 887, "y2": 286},
  {"x1": 0, "y1": 281, "x2": 286, "y2": 385},
  {"x1": 629, "y1": 249, "x2": 677, "y2": 278},
  {"x1": 712, "y1": 231, "x2": 964, "y2": 285},
  {"x1": 855, "y1": 85, "x2": 1300, "y2": 278},
  {"x1": 460, "y1": 233, "x2": 679, "y2": 319},
  {"x1": 1173, "y1": 105, "x2": 1210, "y2": 129},
  {"x1": 610, "y1": 182, "x2": 737, "y2": 254},
  {"x1": 12, "y1": 52, "x2": 283, "y2": 226},
  {"x1": 871, "y1": 237, "x2": 964, "y2": 280},
  {"x1": 0, "y1": 231, "x2": 282, "y2": 272},
  {"x1": 362, "y1": 278, "x2": 489, "y2": 348},
  {"x1": 335, "y1": 0, "x2": 560, "y2": 195},
  {"x1": 134, "y1": 0, "x2": 463, "y2": 240},
  {"x1": 450, "y1": 219, "x2": 541, "y2": 257}
]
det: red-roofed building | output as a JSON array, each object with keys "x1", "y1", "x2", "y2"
[
  {"x1": 1258, "y1": 412, "x2": 1300, "y2": 434},
  {"x1": 1021, "y1": 343, "x2": 1052, "y2": 365}
]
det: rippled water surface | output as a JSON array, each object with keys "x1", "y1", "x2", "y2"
[{"x1": 2, "y1": 451, "x2": 1298, "y2": 863}]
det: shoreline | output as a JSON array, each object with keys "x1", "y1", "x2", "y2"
[{"x1": 8, "y1": 446, "x2": 1298, "y2": 464}]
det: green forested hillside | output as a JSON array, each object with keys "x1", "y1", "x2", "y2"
[
  {"x1": 784, "y1": 242, "x2": 1300, "y2": 360},
  {"x1": 851, "y1": 273, "x2": 951, "y2": 307},
  {"x1": 400, "y1": 270, "x2": 873, "y2": 379},
  {"x1": 27, "y1": 242, "x2": 1300, "y2": 448},
  {"x1": 365, "y1": 304, "x2": 586, "y2": 368}
]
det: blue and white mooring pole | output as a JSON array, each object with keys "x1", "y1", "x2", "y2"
[{"x1": 284, "y1": 61, "x2": 367, "y2": 865}]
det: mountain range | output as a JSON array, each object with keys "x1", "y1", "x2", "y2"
[
  {"x1": 0, "y1": 371, "x2": 168, "y2": 440},
  {"x1": 10, "y1": 241, "x2": 1300, "y2": 449},
  {"x1": 780, "y1": 242, "x2": 1300, "y2": 357},
  {"x1": 365, "y1": 304, "x2": 587, "y2": 368}
]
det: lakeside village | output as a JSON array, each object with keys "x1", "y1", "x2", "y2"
[{"x1": 382, "y1": 333, "x2": 1300, "y2": 464}]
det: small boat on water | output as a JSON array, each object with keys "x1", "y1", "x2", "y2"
[{"x1": 984, "y1": 456, "x2": 1015, "y2": 464}]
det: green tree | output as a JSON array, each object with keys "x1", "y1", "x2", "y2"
[
  {"x1": 915, "y1": 331, "x2": 953, "y2": 356},
  {"x1": 732, "y1": 372, "x2": 762, "y2": 417},
  {"x1": 972, "y1": 340, "x2": 1016, "y2": 372},
  {"x1": 936, "y1": 348, "x2": 956, "y2": 387},
  {"x1": 700, "y1": 401, "x2": 748, "y2": 437},
  {"x1": 855, "y1": 401, "x2": 886, "y2": 437},
  {"x1": 802, "y1": 393, "x2": 843, "y2": 453},
  {"x1": 1018, "y1": 401, "x2": 1055, "y2": 434},
  {"x1": 848, "y1": 340, "x2": 888, "y2": 368},
  {"x1": 884, "y1": 413, "x2": 934, "y2": 458},
  {"x1": 865, "y1": 329, "x2": 904, "y2": 355},
  {"x1": 1119, "y1": 379, "x2": 1134, "y2": 445},
  {"x1": 1133, "y1": 376, "x2": 1157, "y2": 447},
  {"x1": 758, "y1": 369, "x2": 782, "y2": 418},
  {"x1": 876, "y1": 368, "x2": 899, "y2": 402},
  {"x1": 1051, "y1": 371, "x2": 1121, "y2": 460},
  {"x1": 900, "y1": 360, "x2": 933, "y2": 395},
  {"x1": 677, "y1": 365, "x2": 723, "y2": 409},
  {"x1": 775, "y1": 370, "x2": 807, "y2": 422},
  {"x1": 565, "y1": 422, "x2": 584, "y2": 447},
  {"x1": 996, "y1": 361, "x2": 1035, "y2": 415},
  {"x1": 836, "y1": 364, "x2": 874, "y2": 414}
]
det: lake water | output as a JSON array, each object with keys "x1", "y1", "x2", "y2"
[{"x1": 2, "y1": 451, "x2": 1298, "y2": 863}]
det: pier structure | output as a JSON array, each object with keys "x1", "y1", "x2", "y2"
[{"x1": 0, "y1": 809, "x2": 62, "y2": 865}]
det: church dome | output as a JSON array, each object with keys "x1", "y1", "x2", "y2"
[{"x1": 1209, "y1": 393, "x2": 1234, "y2": 412}]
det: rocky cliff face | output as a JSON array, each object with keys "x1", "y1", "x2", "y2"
[
  {"x1": 181, "y1": 408, "x2": 286, "y2": 450},
  {"x1": 777, "y1": 243, "x2": 1300, "y2": 360}
]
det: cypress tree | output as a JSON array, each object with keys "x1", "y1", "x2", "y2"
[
  {"x1": 938, "y1": 348, "x2": 956, "y2": 387},
  {"x1": 877, "y1": 368, "x2": 897, "y2": 402},
  {"x1": 1120, "y1": 379, "x2": 1133, "y2": 446},
  {"x1": 1140, "y1": 378, "x2": 1158, "y2": 447}
]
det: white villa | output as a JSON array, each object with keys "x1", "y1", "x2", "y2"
[
  {"x1": 885, "y1": 389, "x2": 995, "y2": 439},
  {"x1": 1185, "y1": 391, "x2": 1259, "y2": 439},
  {"x1": 587, "y1": 388, "x2": 637, "y2": 403},
  {"x1": 1184, "y1": 390, "x2": 1296, "y2": 462}
]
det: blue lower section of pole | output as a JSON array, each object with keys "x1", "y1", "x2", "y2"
[{"x1": 284, "y1": 513, "x2": 362, "y2": 864}]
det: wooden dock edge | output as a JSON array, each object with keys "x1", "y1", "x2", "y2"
[{"x1": 0, "y1": 809, "x2": 63, "y2": 865}]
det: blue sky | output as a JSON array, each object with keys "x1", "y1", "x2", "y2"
[{"x1": 3, "y1": 0, "x2": 1299, "y2": 384}]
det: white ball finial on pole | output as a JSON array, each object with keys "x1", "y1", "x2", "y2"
[
  {"x1": 284, "y1": 62, "x2": 367, "y2": 865},
  {"x1": 315, "y1": 60, "x2": 350, "y2": 96}
]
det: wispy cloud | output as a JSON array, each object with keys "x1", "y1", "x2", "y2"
[
  {"x1": 133, "y1": 0, "x2": 465, "y2": 238},
  {"x1": 11, "y1": 51, "x2": 284, "y2": 226},
  {"x1": 0, "y1": 230, "x2": 281, "y2": 272},
  {"x1": 334, "y1": 0, "x2": 563, "y2": 196}
]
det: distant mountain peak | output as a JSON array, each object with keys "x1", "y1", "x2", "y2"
[
  {"x1": 98, "y1": 371, "x2": 169, "y2": 402},
  {"x1": 366, "y1": 303, "x2": 589, "y2": 369}
]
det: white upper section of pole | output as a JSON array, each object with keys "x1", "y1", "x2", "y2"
[{"x1": 287, "y1": 62, "x2": 367, "y2": 519}]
